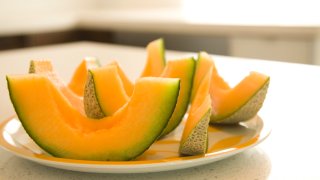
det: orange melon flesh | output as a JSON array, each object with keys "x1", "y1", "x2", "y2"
[
  {"x1": 204, "y1": 52, "x2": 270, "y2": 123},
  {"x1": 190, "y1": 52, "x2": 216, "y2": 102},
  {"x1": 84, "y1": 65, "x2": 129, "y2": 118},
  {"x1": 140, "y1": 38, "x2": 166, "y2": 77},
  {"x1": 29, "y1": 60, "x2": 84, "y2": 115},
  {"x1": 108, "y1": 61, "x2": 134, "y2": 96},
  {"x1": 68, "y1": 57, "x2": 100, "y2": 96},
  {"x1": 180, "y1": 67, "x2": 212, "y2": 155},
  {"x1": 7, "y1": 75, "x2": 180, "y2": 161},
  {"x1": 159, "y1": 58, "x2": 195, "y2": 137},
  {"x1": 210, "y1": 71, "x2": 269, "y2": 119}
]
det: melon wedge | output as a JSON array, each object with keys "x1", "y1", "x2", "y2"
[
  {"x1": 195, "y1": 52, "x2": 270, "y2": 124},
  {"x1": 7, "y1": 74, "x2": 180, "y2": 161},
  {"x1": 210, "y1": 71, "x2": 270, "y2": 124},
  {"x1": 84, "y1": 65, "x2": 129, "y2": 118},
  {"x1": 68, "y1": 57, "x2": 100, "y2": 96},
  {"x1": 190, "y1": 52, "x2": 215, "y2": 102},
  {"x1": 180, "y1": 66, "x2": 212, "y2": 155},
  {"x1": 29, "y1": 60, "x2": 84, "y2": 114},
  {"x1": 140, "y1": 38, "x2": 166, "y2": 77},
  {"x1": 159, "y1": 58, "x2": 195, "y2": 137}
]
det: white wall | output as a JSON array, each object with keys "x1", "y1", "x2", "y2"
[
  {"x1": 94, "y1": 0, "x2": 182, "y2": 9},
  {"x1": 0, "y1": 0, "x2": 96, "y2": 35},
  {"x1": 230, "y1": 37, "x2": 313, "y2": 64},
  {"x1": 0, "y1": 0, "x2": 315, "y2": 64}
]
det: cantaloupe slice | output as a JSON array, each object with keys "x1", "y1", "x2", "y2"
[
  {"x1": 140, "y1": 38, "x2": 166, "y2": 77},
  {"x1": 84, "y1": 65, "x2": 129, "y2": 118},
  {"x1": 180, "y1": 65, "x2": 212, "y2": 155},
  {"x1": 7, "y1": 74, "x2": 180, "y2": 161},
  {"x1": 196, "y1": 52, "x2": 270, "y2": 124},
  {"x1": 29, "y1": 60, "x2": 85, "y2": 114},
  {"x1": 159, "y1": 58, "x2": 195, "y2": 137},
  {"x1": 68, "y1": 57, "x2": 100, "y2": 96},
  {"x1": 210, "y1": 71, "x2": 270, "y2": 124},
  {"x1": 190, "y1": 52, "x2": 215, "y2": 102}
]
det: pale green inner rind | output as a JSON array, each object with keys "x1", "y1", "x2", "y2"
[
  {"x1": 179, "y1": 108, "x2": 211, "y2": 156},
  {"x1": 83, "y1": 71, "x2": 105, "y2": 119},
  {"x1": 211, "y1": 78, "x2": 270, "y2": 124}
]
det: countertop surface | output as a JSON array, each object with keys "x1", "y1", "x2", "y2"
[{"x1": 1, "y1": 42, "x2": 320, "y2": 179}]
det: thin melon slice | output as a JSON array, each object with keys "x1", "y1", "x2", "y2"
[
  {"x1": 197, "y1": 52, "x2": 270, "y2": 124},
  {"x1": 190, "y1": 52, "x2": 215, "y2": 102},
  {"x1": 7, "y1": 74, "x2": 180, "y2": 161},
  {"x1": 179, "y1": 66, "x2": 212, "y2": 155},
  {"x1": 29, "y1": 60, "x2": 84, "y2": 114},
  {"x1": 140, "y1": 38, "x2": 166, "y2": 77},
  {"x1": 84, "y1": 65, "x2": 129, "y2": 118},
  {"x1": 210, "y1": 71, "x2": 270, "y2": 124},
  {"x1": 108, "y1": 61, "x2": 134, "y2": 96},
  {"x1": 159, "y1": 58, "x2": 195, "y2": 137},
  {"x1": 68, "y1": 57, "x2": 100, "y2": 96}
]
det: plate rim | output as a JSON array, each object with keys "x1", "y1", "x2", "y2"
[{"x1": 0, "y1": 115, "x2": 271, "y2": 173}]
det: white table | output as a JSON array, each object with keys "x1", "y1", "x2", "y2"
[{"x1": 0, "y1": 42, "x2": 320, "y2": 179}]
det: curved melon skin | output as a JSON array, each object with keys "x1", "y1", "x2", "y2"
[
  {"x1": 140, "y1": 38, "x2": 166, "y2": 77},
  {"x1": 84, "y1": 65, "x2": 129, "y2": 119},
  {"x1": 83, "y1": 71, "x2": 105, "y2": 119},
  {"x1": 160, "y1": 58, "x2": 196, "y2": 137},
  {"x1": 7, "y1": 75, "x2": 180, "y2": 161},
  {"x1": 211, "y1": 79, "x2": 269, "y2": 124},
  {"x1": 180, "y1": 108, "x2": 211, "y2": 155}
]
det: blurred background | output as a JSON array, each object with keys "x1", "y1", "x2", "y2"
[{"x1": 0, "y1": 0, "x2": 319, "y2": 64}]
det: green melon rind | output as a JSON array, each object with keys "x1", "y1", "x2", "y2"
[
  {"x1": 83, "y1": 71, "x2": 105, "y2": 119},
  {"x1": 179, "y1": 109, "x2": 211, "y2": 156},
  {"x1": 89, "y1": 79, "x2": 181, "y2": 161},
  {"x1": 128, "y1": 79, "x2": 181, "y2": 160},
  {"x1": 6, "y1": 76, "x2": 62, "y2": 157},
  {"x1": 190, "y1": 52, "x2": 203, "y2": 102},
  {"x1": 7, "y1": 75, "x2": 181, "y2": 161},
  {"x1": 141, "y1": 38, "x2": 166, "y2": 77},
  {"x1": 160, "y1": 58, "x2": 196, "y2": 137},
  {"x1": 210, "y1": 78, "x2": 270, "y2": 124},
  {"x1": 158, "y1": 38, "x2": 166, "y2": 67}
]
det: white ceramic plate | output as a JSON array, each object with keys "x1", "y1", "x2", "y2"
[{"x1": 0, "y1": 116, "x2": 270, "y2": 173}]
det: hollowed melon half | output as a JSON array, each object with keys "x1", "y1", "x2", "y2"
[
  {"x1": 84, "y1": 65, "x2": 129, "y2": 118},
  {"x1": 29, "y1": 60, "x2": 85, "y2": 114},
  {"x1": 140, "y1": 38, "x2": 166, "y2": 77},
  {"x1": 7, "y1": 75, "x2": 180, "y2": 161},
  {"x1": 68, "y1": 57, "x2": 100, "y2": 96}
]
